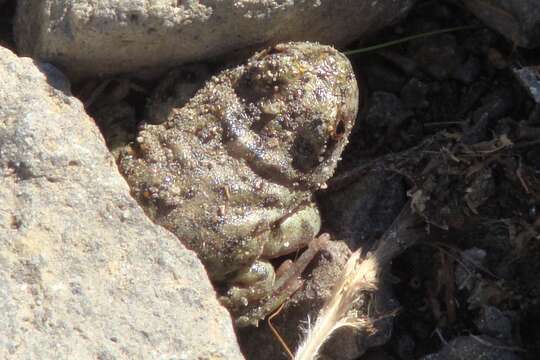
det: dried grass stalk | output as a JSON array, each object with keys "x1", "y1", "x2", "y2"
[
  {"x1": 294, "y1": 205, "x2": 420, "y2": 360},
  {"x1": 294, "y1": 250, "x2": 379, "y2": 360}
]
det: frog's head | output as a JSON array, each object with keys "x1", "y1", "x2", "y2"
[
  {"x1": 231, "y1": 42, "x2": 359, "y2": 190},
  {"x1": 288, "y1": 73, "x2": 359, "y2": 188}
]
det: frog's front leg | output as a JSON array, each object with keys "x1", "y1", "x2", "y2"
[
  {"x1": 223, "y1": 203, "x2": 325, "y2": 327},
  {"x1": 234, "y1": 234, "x2": 331, "y2": 327}
]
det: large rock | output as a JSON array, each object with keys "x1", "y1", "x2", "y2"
[
  {"x1": 0, "y1": 46, "x2": 244, "y2": 360},
  {"x1": 466, "y1": 0, "x2": 540, "y2": 48},
  {"x1": 15, "y1": 0, "x2": 415, "y2": 80}
]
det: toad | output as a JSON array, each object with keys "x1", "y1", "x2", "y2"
[{"x1": 118, "y1": 42, "x2": 359, "y2": 326}]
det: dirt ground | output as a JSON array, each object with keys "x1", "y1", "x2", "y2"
[{"x1": 326, "y1": 2, "x2": 540, "y2": 358}]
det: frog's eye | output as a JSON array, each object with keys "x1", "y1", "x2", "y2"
[{"x1": 331, "y1": 115, "x2": 347, "y2": 140}]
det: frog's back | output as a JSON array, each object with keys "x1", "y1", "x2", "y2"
[{"x1": 118, "y1": 41, "x2": 359, "y2": 279}]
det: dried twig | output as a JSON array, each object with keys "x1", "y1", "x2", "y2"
[{"x1": 268, "y1": 303, "x2": 294, "y2": 360}]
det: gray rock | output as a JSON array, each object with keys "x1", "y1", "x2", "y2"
[
  {"x1": 511, "y1": 64, "x2": 540, "y2": 104},
  {"x1": 455, "y1": 247, "x2": 487, "y2": 291},
  {"x1": 420, "y1": 335, "x2": 521, "y2": 360},
  {"x1": 452, "y1": 56, "x2": 481, "y2": 84},
  {"x1": 409, "y1": 33, "x2": 463, "y2": 80},
  {"x1": 0, "y1": 46, "x2": 244, "y2": 360},
  {"x1": 365, "y1": 91, "x2": 413, "y2": 130},
  {"x1": 475, "y1": 306, "x2": 513, "y2": 340},
  {"x1": 319, "y1": 164, "x2": 407, "y2": 250},
  {"x1": 466, "y1": 0, "x2": 540, "y2": 48},
  {"x1": 400, "y1": 78, "x2": 429, "y2": 109},
  {"x1": 364, "y1": 62, "x2": 407, "y2": 94},
  {"x1": 15, "y1": 0, "x2": 416, "y2": 80}
]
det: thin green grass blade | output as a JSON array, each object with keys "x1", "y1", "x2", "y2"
[{"x1": 344, "y1": 25, "x2": 478, "y2": 56}]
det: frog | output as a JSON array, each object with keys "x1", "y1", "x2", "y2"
[{"x1": 118, "y1": 42, "x2": 359, "y2": 326}]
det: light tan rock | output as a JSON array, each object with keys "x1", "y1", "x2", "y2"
[
  {"x1": 15, "y1": 0, "x2": 416, "y2": 80},
  {"x1": 0, "y1": 45, "x2": 244, "y2": 360}
]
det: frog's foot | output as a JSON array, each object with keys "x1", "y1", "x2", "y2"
[
  {"x1": 219, "y1": 260, "x2": 276, "y2": 310},
  {"x1": 235, "y1": 233, "x2": 331, "y2": 327}
]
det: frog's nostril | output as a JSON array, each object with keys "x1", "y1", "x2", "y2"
[{"x1": 333, "y1": 117, "x2": 346, "y2": 139}]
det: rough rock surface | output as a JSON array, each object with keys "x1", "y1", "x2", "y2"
[
  {"x1": 319, "y1": 163, "x2": 407, "y2": 250},
  {"x1": 15, "y1": 0, "x2": 416, "y2": 80},
  {"x1": 465, "y1": 0, "x2": 540, "y2": 48},
  {"x1": 0, "y1": 46, "x2": 244, "y2": 360}
]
